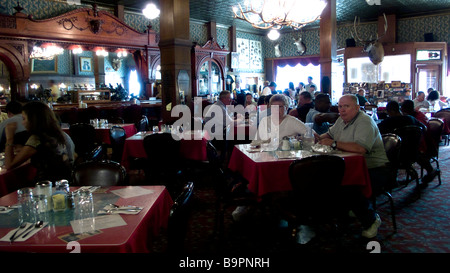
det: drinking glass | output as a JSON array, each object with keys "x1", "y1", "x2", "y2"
[
  {"x1": 74, "y1": 190, "x2": 95, "y2": 234},
  {"x1": 35, "y1": 194, "x2": 49, "y2": 222},
  {"x1": 152, "y1": 126, "x2": 159, "y2": 133},
  {"x1": 35, "y1": 180, "x2": 52, "y2": 211},
  {"x1": 17, "y1": 187, "x2": 37, "y2": 224}
]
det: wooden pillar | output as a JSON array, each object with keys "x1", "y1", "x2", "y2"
[
  {"x1": 159, "y1": 0, "x2": 192, "y2": 123},
  {"x1": 114, "y1": 4, "x2": 125, "y2": 21},
  {"x1": 319, "y1": 0, "x2": 337, "y2": 96},
  {"x1": 207, "y1": 21, "x2": 217, "y2": 41}
]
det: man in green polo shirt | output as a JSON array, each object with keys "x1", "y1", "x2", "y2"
[{"x1": 317, "y1": 94, "x2": 390, "y2": 238}]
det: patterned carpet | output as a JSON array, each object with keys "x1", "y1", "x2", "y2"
[{"x1": 149, "y1": 144, "x2": 450, "y2": 254}]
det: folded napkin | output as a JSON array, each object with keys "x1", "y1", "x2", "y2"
[
  {"x1": 0, "y1": 222, "x2": 48, "y2": 242},
  {"x1": 97, "y1": 205, "x2": 143, "y2": 215}
]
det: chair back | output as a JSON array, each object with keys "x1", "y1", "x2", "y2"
[
  {"x1": 143, "y1": 133, "x2": 182, "y2": 189},
  {"x1": 393, "y1": 125, "x2": 423, "y2": 166},
  {"x1": 382, "y1": 133, "x2": 402, "y2": 163},
  {"x1": 168, "y1": 182, "x2": 194, "y2": 252},
  {"x1": 109, "y1": 126, "x2": 126, "y2": 162},
  {"x1": 72, "y1": 160, "x2": 127, "y2": 186},
  {"x1": 288, "y1": 155, "x2": 345, "y2": 220},
  {"x1": 426, "y1": 118, "x2": 444, "y2": 157},
  {"x1": 69, "y1": 123, "x2": 98, "y2": 156},
  {"x1": 434, "y1": 110, "x2": 450, "y2": 134},
  {"x1": 88, "y1": 145, "x2": 104, "y2": 161},
  {"x1": 137, "y1": 115, "x2": 149, "y2": 132}
]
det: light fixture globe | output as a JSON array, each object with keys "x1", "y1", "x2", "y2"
[
  {"x1": 143, "y1": 3, "x2": 160, "y2": 20},
  {"x1": 267, "y1": 29, "x2": 280, "y2": 40}
]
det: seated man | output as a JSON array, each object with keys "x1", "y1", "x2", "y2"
[
  {"x1": 288, "y1": 91, "x2": 314, "y2": 122},
  {"x1": 318, "y1": 94, "x2": 389, "y2": 238},
  {"x1": 305, "y1": 93, "x2": 339, "y2": 135},
  {"x1": 413, "y1": 91, "x2": 430, "y2": 110},
  {"x1": 380, "y1": 101, "x2": 438, "y2": 186},
  {"x1": 400, "y1": 99, "x2": 428, "y2": 126}
]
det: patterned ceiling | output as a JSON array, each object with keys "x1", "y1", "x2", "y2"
[{"x1": 82, "y1": 0, "x2": 450, "y2": 33}]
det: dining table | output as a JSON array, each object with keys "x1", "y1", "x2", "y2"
[
  {"x1": 62, "y1": 123, "x2": 137, "y2": 145},
  {"x1": 121, "y1": 130, "x2": 208, "y2": 171},
  {"x1": 228, "y1": 144, "x2": 372, "y2": 199},
  {"x1": 0, "y1": 185, "x2": 173, "y2": 253}
]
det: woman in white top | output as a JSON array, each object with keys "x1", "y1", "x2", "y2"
[{"x1": 253, "y1": 94, "x2": 311, "y2": 144}]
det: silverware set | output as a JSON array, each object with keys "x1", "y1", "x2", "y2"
[{"x1": 9, "y1": 221, "x2": 44, "y2": 242}]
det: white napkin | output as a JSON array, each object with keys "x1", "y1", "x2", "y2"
[{"x1": 0, "y1": 222, "x2": 48, "y2": 242}]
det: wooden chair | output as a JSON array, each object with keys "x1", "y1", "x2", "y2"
[
  {"x1": 378, "y1": 133, "x2": 402, "y2": 232},
  {"x1": 392, "y1": 125, "x2": 423, "y2": 188},
  {"x1": 286, "y1": 155, "x2": 346, "y2": 243},
  {"x1": 206, "y1": 141, "x2": 257, "y2": 242},
  {"x1": 72, "y1": 160, "x2": 127, "y2": 186},
  {"x1": 69, "y1": 123, "x2": 99, "y2": 163},
  {"x1": 167, "y1": 181, "x2": 194, "y2": 253},
  {"x1": 143, "y1": 133, "x2": 184, "y2": 197},
  {"x1": 421, "y1": 118, "x2": 443, "y2": 185},
  {"x1": 433, "y1": 109, "x2": 450, "y2": 145},
  {"x1": 109, "y1": 126, "x2": 126, "y2": 163}
]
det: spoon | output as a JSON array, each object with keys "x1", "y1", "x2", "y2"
[
  {"x1": 9, "y1": 223, "x2": 28, "y2": 241},
  {"x1": 21, "y1": 221, "x2": 44, "y2": 239}
]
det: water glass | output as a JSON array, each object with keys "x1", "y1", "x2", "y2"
[
  {"x1": 74, "y1": 190, "x2": 95, "y2": 234},
  {"x1": 152, "y1": 126, "x2": 159, "y2": 133},
  {"x1": 161, "y1": 124, "x2": 167, "y2": 133},
  {"x1": 17, "y1": 187, "x2": 37, "y2": 224},
  {"x1": 35, "y1": 180, "x2": 52, "y2": 212},
  {"x1": 35, "y1": 194, "x2": 49, "y2": 222}
]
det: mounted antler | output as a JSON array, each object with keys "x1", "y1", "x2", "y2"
[{"x1": 351, "y1": 13, "x2": 387, "y2": 65}]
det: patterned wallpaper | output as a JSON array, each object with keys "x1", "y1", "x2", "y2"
[{"x1": 3, "y1": 0, "x2": 448, "y2": 76}]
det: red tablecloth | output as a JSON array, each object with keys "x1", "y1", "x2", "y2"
[
  {"x1": 121, "y1": 131, "x2": 208, "y2": 170},
  {"x1": 228, "y1": 145, "x2": 372, "y2": 198},
  {"x1": 0, "y1": 162, "x2": 37, "y2": 198},
  {"x1": 0, "y1": 186, "x2": 173, "y2": 253},
  {"x1": 63, "y1": 123, "x2": 137, "y2": 145}
]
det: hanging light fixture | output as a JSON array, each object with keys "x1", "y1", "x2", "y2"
[
  {"x1": 233, "y1": 0, "x2": 327, "y2": 31},
  {"x1": 142, "y1": 3, "x2": 160, "y2": 19},
  {"x1": 267, "y1": 29, "x2": 280, "y2": 40}
]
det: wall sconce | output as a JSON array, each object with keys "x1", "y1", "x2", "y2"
[{"x1": 95, "y1": 48, "x2": 109, "y2": 57}]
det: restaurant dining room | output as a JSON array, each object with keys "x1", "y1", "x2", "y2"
[{"x1": 0, "y1": 0, "x2": 449, "y2": 268}]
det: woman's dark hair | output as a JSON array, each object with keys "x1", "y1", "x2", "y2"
[
  {"x1": 427, "y1": 90, "x2": 440, "y2": 101},
  {"x1": 288, "y1": 82, "x2": 295, "y2": 90},
  {"x1": 22, "y1": 101, "x2": 65, "y2": 144}
]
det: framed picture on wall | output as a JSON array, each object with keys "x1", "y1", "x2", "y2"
[
  {"x1": 80, "y1": 57, "x2": 92, "y2": 72},
  {"x1": 31, "y1": 57, "x2": 58, "y2": 73}
]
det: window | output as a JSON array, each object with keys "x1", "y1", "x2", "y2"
[
  {"x1": 347, "y1": 54, "x2": 411, "y2": 83},
  {"x1": 276, "y1": 63, "x2": 321, "y2": 92},
  {"x1": 129, "y1": 69, "x2": 141, "y2": 97}
]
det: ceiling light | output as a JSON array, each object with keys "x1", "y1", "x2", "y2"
[
  {"x1": 143, "y1": 3, "x2": 160, "y2": 20},
  {"x1": 233, "y1": 0, "x2": 327, "y2": 30}
]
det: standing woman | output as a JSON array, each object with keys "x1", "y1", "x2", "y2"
[{"x1": 4, "y1": 101, "x2": 74, "y2": 182}]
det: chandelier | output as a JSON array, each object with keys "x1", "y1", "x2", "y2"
[
  {"x1": 232, "y1": 0, "x2": 327, "y2": 30},
  {"x1": 30, "y1": 44, "x2": 64, "y2": 60}
]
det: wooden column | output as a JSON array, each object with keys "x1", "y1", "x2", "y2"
[
  {"x1": 319, "y1": 0, "x2": 337, "y2": 96},
  {"x1": 159, "y1": 0, "x2": 192, "y2": 123}
]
